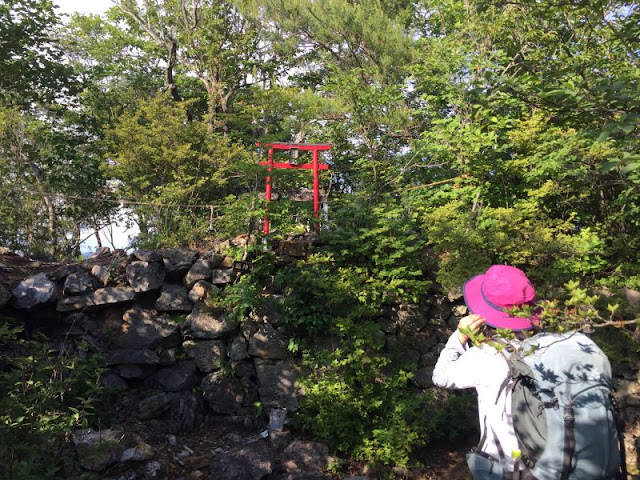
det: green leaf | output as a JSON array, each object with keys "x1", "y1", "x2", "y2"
[
  {"x1": 601, "y1": 161, "x2": 620, "y2": 172},
  {"x1": 620, "y1": 163, "x2": 640, "y2": 175}
]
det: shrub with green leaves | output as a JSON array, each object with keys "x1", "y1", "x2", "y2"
[
  {"x1": 293, "y1": 318, "x2": 434, "y2": 467},
  {"x1": 0, "y1": 321, "x2": 108, "y2": 480}
]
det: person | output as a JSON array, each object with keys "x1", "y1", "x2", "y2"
[{"x1": 432, "y1": 264, "x2": 538, "y2": 480}]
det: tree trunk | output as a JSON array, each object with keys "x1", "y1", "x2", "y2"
[
  {"x1": 94, "y1": 224, "x2": 103, "y2": 248},
  {"x1": 25, "y1": 159, "x2": 58, "y2": 257},
  {"x1": 71, "y1": 223, "x2": 81, "y2": 258}
]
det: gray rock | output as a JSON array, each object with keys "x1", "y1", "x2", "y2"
[
  {"x1": 229, "y1": 335, "x2": 249, "y2": 361},
  {"x1": 116, "y1": 364, "x2": 156, "y2": 380},
  {"x1": 91, "y1": 264, "x2": 110, "y2": 286},
  {"x1": 447, "y1": 314, "x2": 459, "y2": 331},
  {"x1": 410, "y1": 366, "x2": 435, "y2": 388},
  {"x1": 201, "y1": 371, "x2": 245, "y2": 414},
  {"x1": 132, "y1": 250, "x2": 163, "y2": 262},
  {"x1": 207, "y1": 252, "x2": 226, "y2": 268},
  {"x1": 145, "y1": 460, "x2": 163, "y2": 478},
  {"x1": 49, "y1": 263, "x2": 85, "y2": 282},
  {"x1": 411, "y1": 331, "x2": 441, "y2": 354},
  {"x1": 420, "y1": 351, "x2": 439, "y2": 367},
  {"x1": 249, "y1": 324, "x2": 288, "y2": 360},
  {"x1": 161, "y1": 248, "x2": 198, "y2": 276},
  {"x1": 182, "y1": 304, "x2": 240, "y2": 339},
  {"x1": 126, "y1": 261, "x2": 165, "y2": 292},
  {"x1": 159, "y1": 348, "x2": 177, "y2": 366},
  {"x1": 211, "y1": 268, "x2": 235, "y2": 285},
  {"x1": 452, "y1": 304, "x2": 469, "y2": 317},
  {"x1": 151, "y1": 361, "x2": 197, "y2": 392},
  {"x1": 184, "y1": 258, "x2": 212, "y2": 287},
  {"x1": 72, "y1": 428, "x2": 129, "y2": 472},
  {"x1": 624, "y1": 287, "x2": 640, "y2": 307},
  {"x1": 121, "y1": 442, "x2": 155, "y2": 462},
  {"x1": 111, "y1": 307, "x2": 181, "y2": 350},
  {"x1": 63, "y1": 271, "x2": 99, "y2": 295},
  {"x1": 378, "y1": 316, "x2": 397, "y2": 334},
  {"x1": 395, "y1": 304, "x2": 428, "y2": 332},
  {"x1": 159, "y1": 392, "x2": 204, "y2": 433},
  {"x1": 56, "y1": 287, "x2": 136, "y2": 312},
  {"x1": 219, "y1": 256, "x2": 235, "y2": 268},
  {"x1": 279, "y1": 440, "x2": 332, "y2": 477},
  {"x1": 138, "y1": 393, "x2": 173, "y2": 420},
  {"x1": 90, "y1": 247, "x2": 111, "y2": 258},
  {"x1": 209, "y1": 440, "x2": 275, "y2": 480},
  {"x1": 268, "y1": 430, "x2": 293, "y2": 452},
  {"x1": 154, "y1": 284, "x2": 193, "y2": 312},
  {"x1": 183, "y1": 340, "x2": 226, "y2": 373},
  {"x1": 11, "y1": 273, "x2": 56, "y2": 309},
  {"x1": 188, "y1": 280, "x2": 218, "y2": 302},
  {"x1": 102, "y1": 372, "x2": 129, "y2": 391},
  {"x1": 255, "y1": 360, "x2": 300, "y2": 412},
  {"x1": 257, "y1": 295, "x2": 285, "y2": 327},
  {"x1": 431, "y1": 295, "x2": 452, "y2": 321},
  {"x1": 231, "y1": 360, "x2": 255, "y2": 379},
  {"x1": 107, "y1": 349, "x2": 160, "y2": 366}
]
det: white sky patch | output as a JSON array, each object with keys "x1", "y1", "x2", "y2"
[
  {"x1": 82, "y1": 209, "x2": 140, "y2": 255},
  {"x1": 54, "y1": 0, "x2": 115, "y2": 17}
]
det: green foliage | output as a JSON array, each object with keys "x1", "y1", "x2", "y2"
[
  {"x1": 592, "y1": 326, "x2": 640, "y2": 372},
  {"x1": 0, "y1": 0, "x2": 77, "y2": 105},
  {"x1": 0, "y1": 322, "x2": 109, "y2": 479},
  {"x1": 426, "y1": 392, "x2": 477, "y2": 444},
  {"x1": 106, "y1": 93, "x2": 258, "y2": 247},
  {"x1": 212, "y1": 193, "x2": 265, "y2": 240},
  {"x1": 275, "y1": 256, "x2": 361, "y2": 338},
  {"x1": 219, "y1": 274, "x2": 261, "y2": 323},
  {"x1": 420, "y1": 196, "x2": 613, "y2": 292},
  {"x1": 274, "y1": 201, "x2": 431, "y2": 343},
  {"x1": 294, "y1": 319, "x2": 432, "y2": 467},
  {"x1": 0, "y1": 102, "x2": 112, "y2": 257}
]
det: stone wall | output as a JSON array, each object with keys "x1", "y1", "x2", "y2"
[{"x1": 1, "y1": 245, "x2": 638, "y2": 477}]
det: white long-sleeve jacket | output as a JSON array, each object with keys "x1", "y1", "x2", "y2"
[{"x1": 432, "y1": 333, "x2": 520, "y2": 460}]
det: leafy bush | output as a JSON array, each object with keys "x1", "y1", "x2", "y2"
[
  {"x1": 293, "y1": 318, "x2": 434, "y2": 468},
  {"x1": 0, "y1": 321, "x2": 108, "y2": 480},
  {"x1": 322, "y1": 197, "x2": 432, "y2": 304},
  {"x1": 419, "y1": 195, "x2": 617, "y2": 293},
  {"x1": 275, "y1": 255, "x2": 376, "y2": 340},
  {"x1": 273, "y1": 198, "x2": 432, "y2": 343}
]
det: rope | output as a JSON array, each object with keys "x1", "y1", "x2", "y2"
[{"x1": 4, "y1": 187, "x2": 229, "y2": 209}]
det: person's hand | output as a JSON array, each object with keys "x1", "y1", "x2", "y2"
[{"x1": 456, "y1": 314, "x2": 485, "y2": 345}]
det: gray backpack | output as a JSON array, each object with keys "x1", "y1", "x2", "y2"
[{"x1": 497, "y1": 332, "x2": 625, "y2": 480}]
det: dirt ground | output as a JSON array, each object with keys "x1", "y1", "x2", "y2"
[{"x1": 88, "y1": 415, "x2": 474, "y2": 480}]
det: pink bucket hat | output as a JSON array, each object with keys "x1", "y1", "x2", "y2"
[{"x1": 463, "y1": 265, "x2": 537, "y2": 330}]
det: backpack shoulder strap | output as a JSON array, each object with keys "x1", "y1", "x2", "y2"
[{"x1": 490, "y1": 337, "x2": 522, "y2": 403}]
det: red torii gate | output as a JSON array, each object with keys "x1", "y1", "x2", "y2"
[{"x1": 257, "y1": 142, "x2": 331, "y2": 235}]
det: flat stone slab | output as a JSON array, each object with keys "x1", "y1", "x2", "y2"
[{"x1": 57, "y1": 287, "x2": 136, "y2": 312}]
